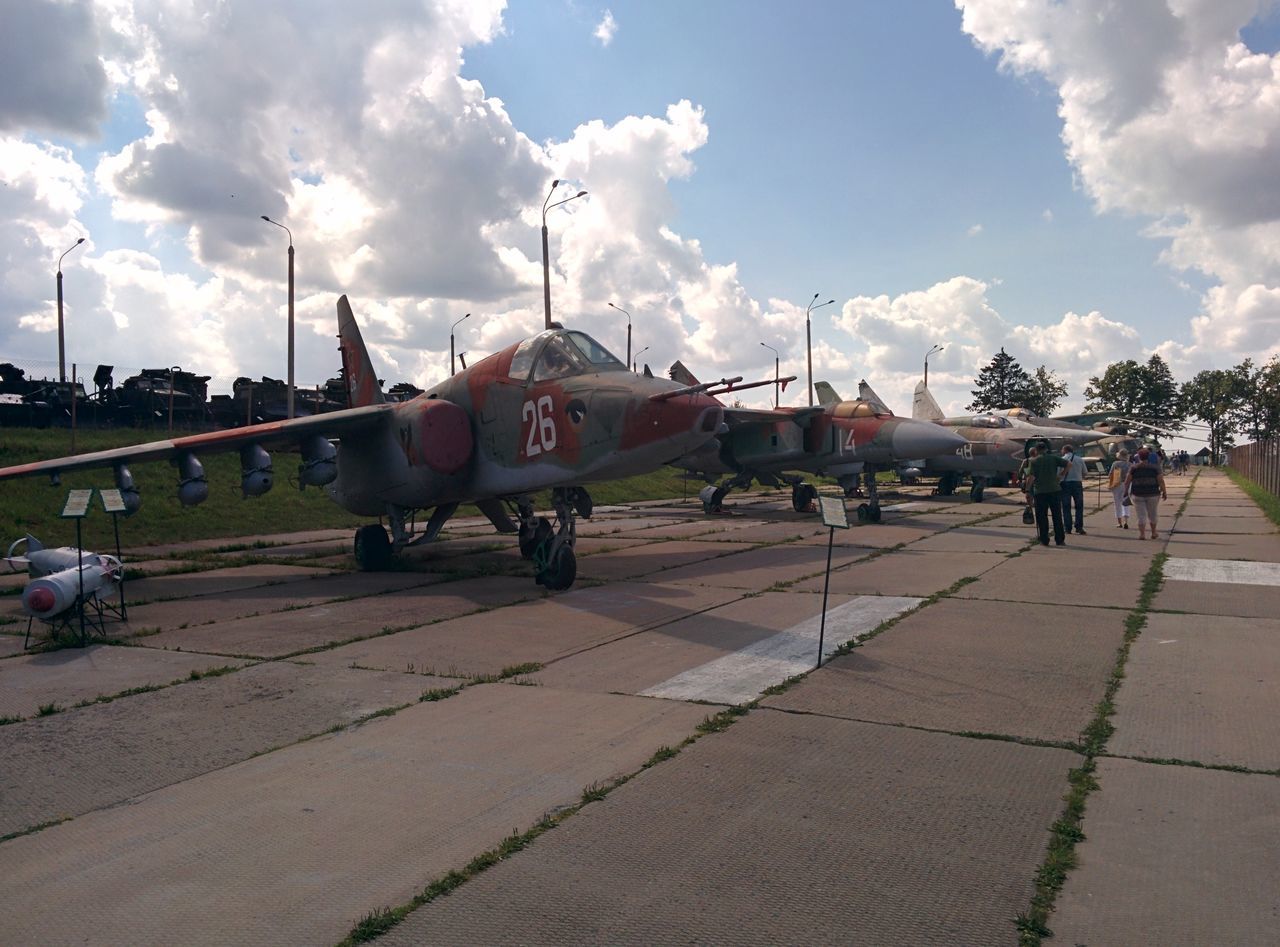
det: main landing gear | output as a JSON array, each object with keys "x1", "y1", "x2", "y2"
[
  {"x1": 516, "y1": 487, "x2": 590, "y2": 591},
  {"x1": 853, "y1": 467, "x2": 882, "y2": 523},
  {"x1": 933, "y1": 471, "x2": 961, "y2": 497},
  {"x1": 969, "y1": 477, "x2": 987, "y2": 503},
  {"x1": 791, "y1": 481, "x2": 818, "y2": 513}
]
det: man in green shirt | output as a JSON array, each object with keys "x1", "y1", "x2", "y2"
[{"x1": 1027, "y1": 439, "x2": 1070, "y2": 546}]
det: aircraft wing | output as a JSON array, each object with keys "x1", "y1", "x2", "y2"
[
  {"x1": 722, "y1": 406, "x2": 825, "y2": 428},
  {"x1": 0, "y1": 404, "x2": 394, "y2": 481}
]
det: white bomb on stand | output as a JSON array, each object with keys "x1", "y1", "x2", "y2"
[{"x1": 21, "y1": 556, "x2": 123, "y2": 619}]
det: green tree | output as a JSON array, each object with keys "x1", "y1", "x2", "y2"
[
  {"x1": 1231, "y1": 357, "x2": 1280, "y2": 442},
  {"x1": 967, "y1": 348, "x2": 1035, "y2": 411},
  {"x1": 1024, "y1": 365, "x2": 1068, "y2": 417},
  {"x1": 1083, "y1": 354, "x2": 1182, "y2": 432},
  {"x1": 1181, "y1": 369, "x2": 1247, "y2": 460}
]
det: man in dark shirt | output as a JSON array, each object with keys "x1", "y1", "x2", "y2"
[{"x1": 1028, "y1": 440, "x2": 1070, "y2": 546}]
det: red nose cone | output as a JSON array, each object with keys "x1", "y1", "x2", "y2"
[{"x1": 28, "y1": 588, "x2": 56, "y2": 613}]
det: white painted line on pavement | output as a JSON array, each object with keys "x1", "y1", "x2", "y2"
[
  {"x1": 640, "y1": 595, "x2": 921, "y2": 705},
  {"x1": 1163, "y1": 558, "x2": 1280, "y2": 587}
]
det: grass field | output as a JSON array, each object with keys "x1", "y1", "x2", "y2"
[{"x1": 0, "y1": 426, "x2": 708, "y2": 550}]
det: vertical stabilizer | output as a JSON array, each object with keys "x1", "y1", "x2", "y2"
[
  {"x1": 336, "y1": 295, "x2": 386, "y2": 408},
  {"x1": 668, "y1": 360, "x2": 700, "y2": 386},
  {"x1": 814, "y1": 382, "x2": 843, "y2": 406},
  {"x1": 912, "y1": 381, "x2": 944, "y2": 422},
  {"x1": 857, "y1": 379, "x2": 891, "y2": 413}
]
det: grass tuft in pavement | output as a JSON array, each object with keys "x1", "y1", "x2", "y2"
[{"x1": 1016, "y1": 550, "x2": 1167, "y2": 945}]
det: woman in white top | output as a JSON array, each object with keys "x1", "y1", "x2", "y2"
[{"x1": 1108, "y1": 449, "x2": 1131, "y2": 529}]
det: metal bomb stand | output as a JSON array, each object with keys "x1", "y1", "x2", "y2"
[{"x1": 29, "y1": 487, "x2": 128, "y2": 648}]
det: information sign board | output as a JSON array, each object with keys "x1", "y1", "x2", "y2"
[
  {"x1": 99, "y1": 488, "x2": 128, "y2": 514},
  {"x1": 61, "y1": 489, "x2": 94, "y2": 519},
  {"x1": 818, "y1": 495, "x2": 849, "y2": 529}
]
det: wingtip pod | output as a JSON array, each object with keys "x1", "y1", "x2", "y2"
[{"x1": 336, "y1": 295, "x2": 386, "y2": 408}]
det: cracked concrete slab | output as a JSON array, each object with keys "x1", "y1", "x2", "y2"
[
  {"x1": 575, "y1": 539, "x2": 763, "y2": 582},
  {"x1": 1163, "y1": 535, "x2": 1280, "y2": 562},
  {"x1": 1108, "y1": 612, "x2": 1280, "y2": 770},
  {"x1": 369, "y1": 711, "x2": 1078, "y2": 947},
  {"x1": 1164, "y1": 557, "x2": 1280, "y2": 586},
  {"x1": 1152, "y1": 578, "x2": 1280, "y2": 619},
  {"x1": 0, "y1": 685, "x2": 712, "y2": 947},
  {"x1": 0, "y1": 661, "x2": 442, "y2": 838},
  {"x1": 765, "y1": 598, "x2": 1126, "y2": 744},
  {"x1": 1052, "y1": 757, "x2": 1280, "y2": 947}
]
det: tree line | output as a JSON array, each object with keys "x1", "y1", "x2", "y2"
[{"x1": 963, "y1": 348, "x2": 1280, "y2": 458}]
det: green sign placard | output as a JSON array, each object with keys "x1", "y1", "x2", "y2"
[
  {"x1": 818, "y1": 495, "x2": 849, "y2": 529},
  {"x1": 61, "y1": 488, "x2": 95, "y2": 519},
  {"x1": 100, "y1": 488, "x2": 127, "y2": 514}
]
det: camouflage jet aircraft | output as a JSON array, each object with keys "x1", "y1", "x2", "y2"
[
  {"x1": 669, "y1": 367, "x2": 967, "y2": 522},
  {"x1": 909, "y1": 381, "x2": 1107, "y2": 501},
  {"x1": 0, "y1": 297, "x2": 726, "y2": 591}
]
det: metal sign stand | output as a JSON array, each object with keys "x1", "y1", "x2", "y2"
[
  {"x1": 99, "y1": 488, "x2": 129, "y2": 621},
  {"x1": 815, "y1": 495, "x2": 851, "y2": 669},
  {"x1": 60, "y1": 488, "x2": 94, "y2": 647}
]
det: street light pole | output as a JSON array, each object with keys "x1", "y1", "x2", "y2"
[
  {"x1": 541, "y1": 180, "x2": 588, "y2": 330},
  {"x1": 633, "y1": 346, "x2": 650, "y2": 373},
  {"x1": 760, "y1": 342, "x2": 780, "y2": 408},
  {"x1": 450, "y1": 313, "x2": 471, "y2": 376},
  {"x1": 167, "y1": 365, "x2": 181, "y2": 433},
  {"x1": 608, "y1": 302, "x2": 632, "y2": 368},
  {"x1": 924, "y1": 343, "x2": 945, "y2": 387},
  {"x1": 804, "y1": 293, "x2": 835, "y2": 406},
  {"x1": 261, "y1": 216, "x2": 295, "y2": 419},
  {"x1": 56, "y1": 237, "x2": 86, "y2": 384}
]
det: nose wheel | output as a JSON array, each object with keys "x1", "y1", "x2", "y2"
[
  {"x1": 855, "y1": 468, "x2": 882, "y2": 522},
  {"x1": 528, "y1": 487, "x2": 587, "y2": 592}
]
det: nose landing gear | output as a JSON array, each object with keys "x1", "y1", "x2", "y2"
[{"x1": 519, "y1": 488, "x2": 589, "y2": 591}]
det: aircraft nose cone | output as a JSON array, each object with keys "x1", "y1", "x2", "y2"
[{"x1": 891, "y1": 421, "x2": 968, "y2": 459}]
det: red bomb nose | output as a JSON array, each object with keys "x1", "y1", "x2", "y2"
[{"x1": 28, "y1": 587, "x2": 56, "y2": 613}]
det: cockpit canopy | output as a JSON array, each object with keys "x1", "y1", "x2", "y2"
[
  {"x1": 509, "y1": 330, "x2": 628, "y2": 383},
  {"x1": 969, "y1": 415, "x2": 1012, "y2": 429}
]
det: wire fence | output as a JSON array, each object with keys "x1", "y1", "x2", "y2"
[{"x1": 1228, "y1": 440, "x2": 1280, "y2": 496}]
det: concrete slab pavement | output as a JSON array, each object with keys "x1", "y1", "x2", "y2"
[
  {"x1": 0, "y1": 661, "x2": 442, "y2": 838},
  {"x1": 0, "y1": 645, "x2": 245, "y2": 719},
  {"x1": 370, "y1": 710, "x2": 1078, "y2": 947},
  {"x1": 766, "y1": 598, "x2": 1127, "y2": 744},
  {"x1": 788, "y1": 549, "x2": 1009, "y2": 597},
  {"x1": 1108, "y1": 612, "x2": 1280, "y2": 770},
  {"x1": 956, "y1": 548, "x2": 1155, "y2": 608},
  {"x1": 134, "y1": 576, "x2": 540, "y2": 658},
  {"x1": 658, "y1": 542, "x2": 876, "y2": 589},
  {"x1": 310, "y1": 581, "x2": 745, "y2": 678},
  {"x1": 1051, "y1": 758, "x2": 1280, "y2": 947},
  {"x1": 0, "y1": 685, "x2": 713, "y2": 947},
  {"x1": 574, "y1": 539, "x2": 762, "y2": 582}
]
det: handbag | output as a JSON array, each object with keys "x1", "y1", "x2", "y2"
[
  {"x1": 1122, "y1": 492, "x2": 1132, "y2": 507},
  {"x1": 1022, "y1": 507, "x2": 1035, "y2": 524}
]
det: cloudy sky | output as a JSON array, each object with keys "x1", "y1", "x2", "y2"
[{"x1": 4, "y1": 0, "x2": 1280, "y2": 427}]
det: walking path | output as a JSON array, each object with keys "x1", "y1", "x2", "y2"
[{"x1": 0, "y1": 470, "x2": 1275, "y2": 945}]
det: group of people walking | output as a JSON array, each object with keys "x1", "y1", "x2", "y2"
[{"x1": 1022, "y1": 442, "x2": 1168, "y2": 546}]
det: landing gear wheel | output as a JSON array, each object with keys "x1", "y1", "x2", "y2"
[
  {"x1": 792, "y1": 483, "x2": 818, "y2": 513},
  {"x1": 519, "y1": 517, "x2": 554, "y2": 560},
  {"x1": 353, "y1": 524, "x2": 392, "y2": 571},
  {"x1": 536, "y1": 543, "x2": 577, "y2": 591},
  {"x1": 970, "y1": 481, "x2": 986, "y2": 502},
  {"x1": 935, "y1": 472, "x2": 959, "y2": 497},
  {"x1": 700, "y1": 485, "x2": 729, "y2": 515},
  {"x1": 856, "y1": 503, "x2": 882, "y2": 523}
]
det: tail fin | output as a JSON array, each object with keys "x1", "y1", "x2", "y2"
[
  {"x1": 668, "y1": 360, "x2": 700, "y2": 386},
  {"x1": 857, "y1": 379, "x2": 891, "y2": 414},
  {"x1": 814, "y1": 382, "x2": 843, "y2": 406},
  {"x1": 336, "y1": 295, "x2": 386, "y2": 408},
  {"x1": 912, "y1": 381, "x2": 944, "y2": 422}
]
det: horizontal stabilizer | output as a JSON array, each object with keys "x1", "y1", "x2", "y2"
[{"x1": 668, "y1": 360, "x2": 699, "y2": 387}]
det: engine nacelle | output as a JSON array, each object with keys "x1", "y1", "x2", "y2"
[
  {"x1": 240, "y1": 443, "x2": 273, "y2": 497},
  {"x1": 22, "y1": 557, "x2": 121, "y2": 619},
  {"x1": 113, "y1": 464, "x2": 142, "y2": 515},
  {"x1": 298, "y1": 433, "x2": 337, "y2": 488},
  {"x1": 174, "y1": 452, "x2": 209, "y2": 507}
]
